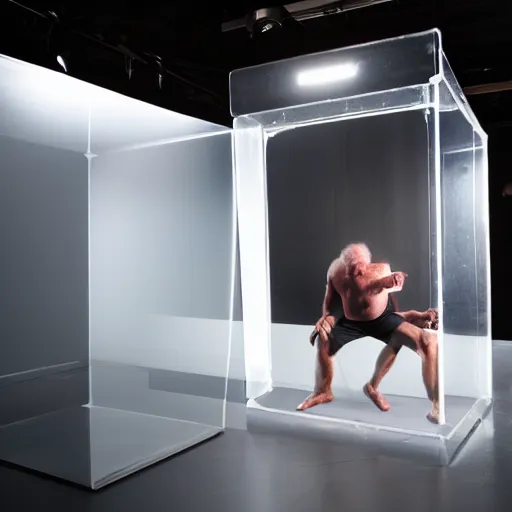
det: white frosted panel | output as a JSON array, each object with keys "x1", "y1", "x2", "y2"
[
  {"x1": 0, "y1": 52, "x2": 236, "y2": 488},
  {"x1": 0, "y1": 54, "x2": 227, "y2": 154},
  {"x1": 89, "y1": 132, "x2": 235, "y2": 427},
  {"x1": 234, "y1": 116, "x2": 272, "y2": 398}
]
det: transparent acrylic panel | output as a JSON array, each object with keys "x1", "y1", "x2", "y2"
[
  {"x1": 236, "y1": 102, "x2": 449, "y2": 437},
  {"x1": 230, "y1": 29, "x2": 440, "y2": 116},
  {"x1": 253, "y1": 85, "x2": 428, "y2": 132},
  {"x1": 440, "y1": 52, "x2": 484, "y2": 138},
  {"x1": 438, "y1": 78, "x2": 491, "y2": 406},
  {"x1": 435, "y1": 78, "x2": 491, "y2": 459},
  {"x1": 265, "y1": 108, "x2": 445, "y2": 425},
  {"x1": 89, "y1": 131, "x2": 235, "y2": 427},
  {"x1": 473, "y1": 132, "x2": 492, "y2": 398},
  {"x1": 234, "y1": 31, "x2": 491, "y2": 462},
  {"x1": 0, "y1": 54, "x2": 235, "y2": 489},
  {"x1": 87, "y1": 97, "x2": 235, "y2": 488}
]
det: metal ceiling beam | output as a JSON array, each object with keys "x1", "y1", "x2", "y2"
[
  {"x1": 221, "y1": 0, "x2": 394, "y2": 33},
  {"x1": 464, "y1": 80, "x2": 512, "y2": 96}
]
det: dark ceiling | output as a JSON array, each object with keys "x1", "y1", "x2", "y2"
[{"x1": 1, "y1": 0, "x2": 511, "y2": 127}]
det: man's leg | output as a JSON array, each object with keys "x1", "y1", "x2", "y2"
[
  {"x1": 389, "y1": 322, "x2": 439, "y2": 422},
  {"x1": 364, "y1": 344, "x2": 398, "y2": 411},
  {"x1": 297, "y1": 335, "x2": 334, "y2": 411},
  {"x1": 362, "y1": 309, "x2": 437, "y2": 412}
]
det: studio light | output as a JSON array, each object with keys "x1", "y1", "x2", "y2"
[
  {"x1": 125, "y1": 56, "x2": 133, "y2": 80},
  {"x1": 222, "y1": 0, "x2": 394, "y2": 34},
  {"x1": 247, "y1": 7, "x2": 284, "y2": 38},
  {"x1": 296, "y1": 63, "x2": 358, "y2": 86},
  {"x1": 56, "y1": 54, "x2": 67, "y2": 73}
]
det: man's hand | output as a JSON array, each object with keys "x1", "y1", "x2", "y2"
[
  {"x1": 425, "y1": 308, "x2": 438, "y2": 330},
  {"x1": 310, "y1": 315, "x2": 335, "y2": 345},
  {"x1": 390, "y1": 271, "x2": 408, "y2": 290}
]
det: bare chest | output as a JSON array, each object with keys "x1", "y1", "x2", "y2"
[{"x1": 335, "y1": 263, "x2": 391, "y2": 292}]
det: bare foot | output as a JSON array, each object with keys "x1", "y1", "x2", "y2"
[
  {"x1": 427, "y1": 409, "x2": 440, "y2": 424},
  {"x1": 297, "y1": 392, "x2": 334, "y2": 411},
  {"x1": 363, "y1": 383, "x2": 391, "y2": 412}
]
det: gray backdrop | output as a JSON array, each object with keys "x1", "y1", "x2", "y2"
[
  {"x1": 0, "y1": 136, "x2": 89, "y2": 425},
  {"x1": 0, "y1": 136, "x2": 89, "y2": 376},
  {"x1": 266, "y1": 110, "x2": 431, "y2": 325}
]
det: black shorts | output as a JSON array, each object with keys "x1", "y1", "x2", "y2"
[{"x1": 328, "y1": 297, "x2": 405, "y2": 356}]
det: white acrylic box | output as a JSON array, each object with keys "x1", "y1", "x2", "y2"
[
  {"x1": 0, "y1": 54, "x2": 237, "y2": 488},
  {"x1": 231, "y1": 29, "x2": 492, "y2": 464}
]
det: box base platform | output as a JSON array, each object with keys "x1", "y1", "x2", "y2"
[{"x1": 248, "y1": 387, "x2": 491, "y2": 465}]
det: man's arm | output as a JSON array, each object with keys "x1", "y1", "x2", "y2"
[
  {"x1": 310, "y1": 279, "x2": 336, "y2": 346},
  {"x1": 367, "y1": 272, "x2": 407, "y2": 294},
  {"x1": 322, "y1": 279, "x2": 336, "y2": 317}
]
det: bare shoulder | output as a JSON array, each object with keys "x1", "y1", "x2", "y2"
[
  {"x1": 371, "y1": 262, "x2": 391, "y2": 276},
  {"x1": 327, "y1": 258, "x2": 345, "y2": 282}
]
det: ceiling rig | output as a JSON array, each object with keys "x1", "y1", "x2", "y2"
[{"x1": 222, "y1": 0, "x2": 394, "y2": 36}]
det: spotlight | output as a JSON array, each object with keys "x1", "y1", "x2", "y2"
[
  {"x1": 125, "y1": 56, "x2": 134, "y2": 80},
  {"x1": 56, "y1": 54, "x2": 68, "y2": 73},
  {"x1": 247, "y1": 7, "x2": 284, "y2": 38},
  {"x1": 154, "y1": 54, "x2": 164, "y2": 90}
]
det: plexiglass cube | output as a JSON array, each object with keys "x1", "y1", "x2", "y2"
[
  {"x1": 231, "y1": 29, "x2": 492, "y2": 463},
  {"x1": 0, "y1": 54, "x2": 236, "y2": 488}
]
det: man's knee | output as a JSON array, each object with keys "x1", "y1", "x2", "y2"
[{"x1": 421, "y1": 331, "x2": 438, "y2": 358}]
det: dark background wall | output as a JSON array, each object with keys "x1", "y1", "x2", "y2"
[
  {"x1": 487, "y1": 125, "x2": 512, "y2": 341},
  {"x1": 0, "y1": 136, "x2": 89, "y2": 423},
  {"x1": 1, "y1": 0, "x2": 510, "y2": 341},
  {"x1": 266, "y1": 110, "x2": 431, "y2": 326}
]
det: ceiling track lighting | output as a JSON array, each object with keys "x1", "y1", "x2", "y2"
[
  {"x1": 222, "y1": 0, "x2": 395, "y2": 34},
  {"x1": 8, "y1": 1, "x2": 226, "y2": 103}
]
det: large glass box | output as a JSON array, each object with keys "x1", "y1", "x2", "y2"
[
  {"x1": 0, "y1": 55, "x2": 236, "y2": 488},
  {"x1": 232, "y1": 29, "x2": 492, "y2": 463}
]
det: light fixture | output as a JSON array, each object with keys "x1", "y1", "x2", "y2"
[
  {"x1": 222, "y1": 1, "x2": 394, "y2": 33},
  {"x1": 125, "y1": 56, "x2": 133, "y2": 80},
  {"x1": 56, "y1": 54, "x2": 68, "y2": 73},
  {"x1": 246, "y1": 7, "x2": 284, "y2": 38},
  {"x1": 296, "y1": 63, "x2": 358, "y2": 86}
]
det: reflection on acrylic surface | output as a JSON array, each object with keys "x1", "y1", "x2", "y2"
[
  {"x1": 298, "y1": 243, "x2": 440, "y2": 423},
  {"x1": 233, "y1": 30, "x2": 490, "y2": 462}
]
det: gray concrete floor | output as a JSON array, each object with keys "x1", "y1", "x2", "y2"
[
  {"x1": 1, "y1": 341, "x2": 511, "y2": 512},
  {"x1": 0, "y1": 405, "x2": 221, "y2": 489},
  {"x1": 0, "y1": 398, "x2": 509, "y2": 512}
]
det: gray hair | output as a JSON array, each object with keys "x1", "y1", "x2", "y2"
[
  {"x1": 339, "y1": 243, "x2": 372, "y2": 266},
  {"x1": 326, "y1": 243, "x2": 371, "y2": 281}
]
